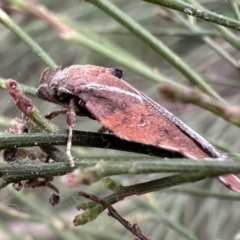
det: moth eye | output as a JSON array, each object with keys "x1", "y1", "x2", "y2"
[
  {"x1": 78, "y1": 99, "x2": 85, "y2": 107},
  {"x1": 112, "y1": 68, "x2": 123, "y2": 79}
]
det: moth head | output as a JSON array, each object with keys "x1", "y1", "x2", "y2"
[{"x1": 36, "y1": 66, "x2": 65, "y2": 104}]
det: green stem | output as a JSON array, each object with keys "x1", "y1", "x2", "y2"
[
  {"x1": 87, "y1": 0, "x2": 223, "y2": 101},
  {"x1": 92, "y1": 29, "x2": 219, "y2": 38},
  {"x1": 164, "y1": 187, "x2": 240, "y2": 201},
  {"x1": 76, "y1": 158, "x2": 240, "y2": 183},
  {"x1": 188, "y1": 0, "x2": 240, "y2": 52},
  {"x1": 0, "y1": 131, "x2": 183, "y2": 158},
  {"x1": 204, "y1": 76, "x2": 240, "y2": 88},
  {"x1": 64, "y1": 31, "x2": 168, "y2": 83},
  {"x1": 74, "y1": 169, "x2": 237, "y2": 225},
  {"x1": 28, "y1": 108, "x2": 59, "y2": 133},
  {"x1": 228, "y1": 0, "x2": 240, "y2": 21},
  {"x1": 171, "y1": 11, "x2": 240, "y2": 69},
  {"x1": 159, "y1": 83, "x2": 240, "y2": 127},
  {"x1": 143, "y1": 0, "x2": 240, "y2": 31},
  {"x1": 2, "y1": 156, "x2": 240, "y2": 188},
  {"x1": 13, "y1": 0, "x2": 169, "y2": 84},
  {"x1": 160, "y1": 214, "x2": 198, "y2": 240},
  {"x1": 215, "y1": 25, "x2": 240, "y2": 51},
  {"x1": 0, "y1": 9, "x2": 57, "y2": 69}
]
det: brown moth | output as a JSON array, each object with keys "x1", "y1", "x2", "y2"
[{"x1": 36, "y1": 65, "x2": 240, "y2": 193}]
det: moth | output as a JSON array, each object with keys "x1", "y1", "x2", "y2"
[{"x1": 36, "y1": 65, "x2": 240, "y2": 193}]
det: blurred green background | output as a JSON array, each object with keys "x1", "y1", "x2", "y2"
[{"x1": 1, "y1": 0, "x2": 240, "y2": 239}]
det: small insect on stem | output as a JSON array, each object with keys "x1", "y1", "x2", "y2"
[{"x1": 36, "y1": 65, "x2": 240, "y2": 193}]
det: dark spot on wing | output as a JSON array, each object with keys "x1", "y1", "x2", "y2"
[
  {"x1": 139, "y1": 117, "x2": 145, "y2": 124},
  {"x1": 164, "y1": 129, "x2": 169, "y2": 134},
  {"x1": 122, "y1": 117, "x2": 129, "y2": 124}
]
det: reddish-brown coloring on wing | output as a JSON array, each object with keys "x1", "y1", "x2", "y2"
[{"x1": 36, "y1": 65, "x2": 240, "y2": 193}]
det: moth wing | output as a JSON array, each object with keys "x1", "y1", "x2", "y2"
[
  {"x1": 78, "y1": 82, "x2": 240, "y2": 193},
  {"x1": 79, "y1": 84, "x2": 209, "y2": 159}
]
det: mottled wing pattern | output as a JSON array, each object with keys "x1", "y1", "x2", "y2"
[
  {"x1": 73, "y1": 69, "x2": 240, "y2": 193},
  {"x1": 36, "y1": 65, "x2": 240, "y2": 193}
]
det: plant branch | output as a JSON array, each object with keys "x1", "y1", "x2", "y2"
[
  {"x1": 3, "y1": 138, "x2": 240, "y2": 189},
  {"x1": 171, "y1": 11, "x2": 240, "y2": 70},
  {"x1": 187, "y1": 0, "x2": 240, "y2": 52},
  {"x1": 78, "y1": 191, "x2": 150, "y2": 240},
  {"x1": 74, "y1": 165, "x2": 240, "y2": 225},
  {"x1": 143, "y1": 0, "x2": 240, "y2": 31},
  {"x1": 228, "y1": 0, "x2": 240, "y2": 21},
  {"x1": 164, "y1": 187, "x2": 240, "y2": 201},
  {"x1": 87, "y1": 0, "x2": 223, "y2": 101},
  {"x1": 203, "y1": 75, "x2": 240, "y2": 88},
  {"x1": 0, "y1": 130, "x2": 183, "y2": 158},
  {"x1": 3, "y1": 157, "x2": 240, "y2": 182},
  {"x1": 5, "y1": 79, "x2": 58, "y2": 132},
  {"x1": 65, "y1": 158, "x2": 240, "y2": 186},
  {"x1": 159, "y1": 83, "x2": 240, "y2": 127},
  {"x1": 0, "y1": 8, "x2": 57, "y2": 69},
  {"x1": 12, "y1": 0, "x2": 168, "y2": 84}
]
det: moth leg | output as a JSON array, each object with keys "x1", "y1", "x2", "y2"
[
  {"x1": 98, "y1": 126, "x2": 108, "y2": 134},
  {"x1": 57, "y1": 87, "x2": 73, "y2": 100},
  {"x1": 45, "y1": 108, "x2": 85, "y2": 120},
  {"x1": 45, "y1": 109, "x2": 68, "y2": 120},
  {"x1": 66, "y1": 98, "x2": 77, "y2": 167}
]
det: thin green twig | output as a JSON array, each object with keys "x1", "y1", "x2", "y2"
[
  {"x1": 188, "y1": 0, "x2": 240, "y2": 51},
  {"x1": 87, "y1": 0, "x2": 223, "y2": 101},
  {"x1": 164, "y1": 187, "x2": 240, "y2": 201},
  {"x1": 0, "y1": 151, "x2": 240, "y2": 188},
  {"x1": 13, "y1": 0, "x2": 169, "y2": 84},
  {"x1": 159, "y1": 83, "x2": 240, "y2": 127},
  {"x1": 0, "y1": 9, "x2": 57, "y2": 70},
  {"x1": 143, "y1": 0, "x2": 240, "y2": 31},
  {"x1": 74, "y1": 168, "x2": 239, "y2": 225},
  {"x1": 160, "y1": 214, "x2": 198, "y2": 240},
  {"x1": 171, "y1": 11, "x2": 240, "y2": 69},
  {"x1": 228, "y1": 0, "x2": 240, "y2": 21}
]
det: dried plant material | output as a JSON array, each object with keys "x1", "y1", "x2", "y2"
[
  {"x1": 48, "y1": 193, "x2": 60, "y2": 206},
  {"x1": 78, "y1": 191, "x2": 150, "y2": 240}
]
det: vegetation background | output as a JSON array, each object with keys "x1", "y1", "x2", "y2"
[{"x1": 1, "y1": 0, "x2": 240, "y2": 239}]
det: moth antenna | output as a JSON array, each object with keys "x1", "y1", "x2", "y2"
[
  {"x1": 44, "y1": 109, "x2": 68, "y2": 120},
  {"x1": 49, "y1": 66, "x2": 62, "y2": 79},
  {"x1": 39, "y1": 67, "x2": 49, "y2": 84}
]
